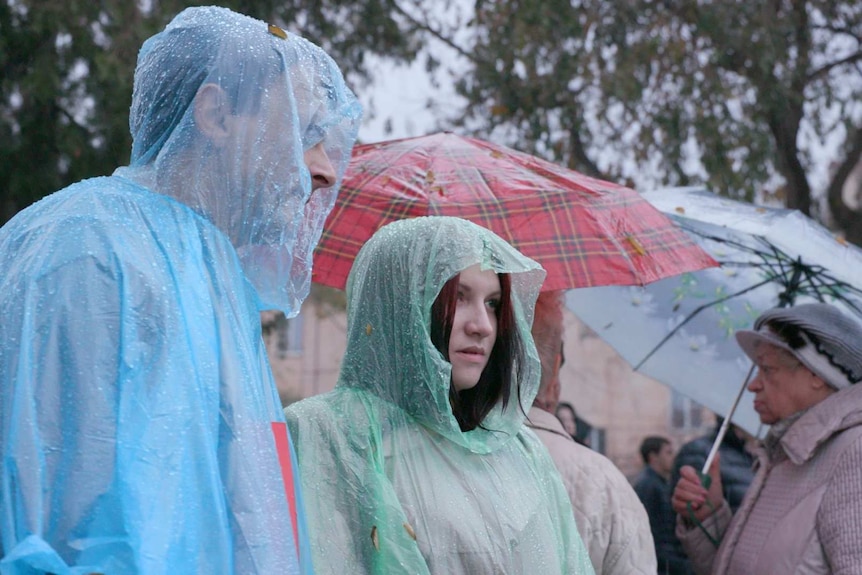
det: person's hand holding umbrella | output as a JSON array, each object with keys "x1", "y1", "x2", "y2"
[
  {"x1": 672, "y1": 453, "x2": 723, "y2": 521},
  {"x1": 672, "y1": 453, "x2": 724, "y2": 547}
]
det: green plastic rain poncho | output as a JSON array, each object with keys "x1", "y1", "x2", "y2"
[
  {"x1": 285, "y1": 217, "x2": 595, "y2": 574},
  {"x1": 0, "y1": 7, "x2": 360, "y2": 574}
]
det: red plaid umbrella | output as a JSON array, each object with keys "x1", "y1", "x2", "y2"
[{"x1": 313, "y1": 132, "x2": 716, "y2": 291}]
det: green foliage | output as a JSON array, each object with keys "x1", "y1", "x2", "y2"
[
  {"x1": 452, "y1": 0, "x2": 862, "y2": 240},
  {"x1": 455, "y1": 0, "x2": 602, "y2": 174},
  {"x1": 5, "y1": 0, "x2": 861, "y2": 245},
  {"x1": 0, "y1": 0, "x2": 420, "y2": 224}
]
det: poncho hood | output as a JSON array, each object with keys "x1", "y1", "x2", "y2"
[
  {"x1": 338, "y1": 216, "x2": 546, "y2": 453},
  {"x1": 115, "y1": 6, "x2": 361, "y2": 315}
]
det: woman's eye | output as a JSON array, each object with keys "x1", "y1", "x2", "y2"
[{"x1": 486, "y1": 298, "x2": 500, "y2": 310}]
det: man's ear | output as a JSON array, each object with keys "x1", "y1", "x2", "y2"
[
  {"x1": 538, "y1": 353, "x2": 563, "y2": 411},
  {"x1": 548, "y1": 371, "x2": 561, "y2": 404},
  {"x1": 193, "y1": 83, "x2": 231, "y2": 145}
]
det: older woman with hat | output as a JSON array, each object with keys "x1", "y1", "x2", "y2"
[{"x1": 671, "y1": 303, "x2": 862, "y2": 575}]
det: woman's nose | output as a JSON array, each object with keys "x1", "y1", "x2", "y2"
[
  {"x1": 747, "y1": 371, "x2": 762, "y2": 391},
  {"x1": 304, "y1": 142, "x2": 336, "y2": 190},
  {"x1": 466, "y1": 306, "x2": 494, "y2": 336}
]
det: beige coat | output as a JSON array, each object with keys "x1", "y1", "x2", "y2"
[
  {"x1": 677, "y1": 383, "x2": 862, "y2": 574},
  {"x1": 527, "y1": 407, "x2": 657, "y2": 575}
]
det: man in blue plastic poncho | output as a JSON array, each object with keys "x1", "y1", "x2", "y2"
[{"x1": 0, "y1": 7, "x2": 361, "y2": 574}]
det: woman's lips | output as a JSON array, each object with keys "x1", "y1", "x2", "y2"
[{"x1": 455, "y1": 348, "x2": 486, "y2": 363}]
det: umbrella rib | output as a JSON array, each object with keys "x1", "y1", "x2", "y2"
[
  {"x1": 767, "y1": 242, "x2": 797, "y2": 283},
  {"x1": 634, "y1": 275, "x2": 777, "y2": 370},
  {"x1": 684, "y1": 226, "x2": 797, "y2": 276},
  {"x1": 832, "y1": 293, "x2": 862, "y2": 317},
  {"x1": 812, "y1": 279, "x2": 862, "y2": 296},
  {"x1": 684, "y1": 225, "x2": 775, "y2": 259},
  {"x1": 678, "y1": 219, "x2": 786, "y2": 262},
  {"x1": 737, "y1": 239, "x2": 801, "y2": 299},
  {"x1": 653, "y1": 219, "x2": 862, "y2": 319},
  {"x1": 804, "y1": 270, "x2": 862, "y2": 317},
  {"x1": 716, "y1": 260, "x2": 775, "y2": 270}
]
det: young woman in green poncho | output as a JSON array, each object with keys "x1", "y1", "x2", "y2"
[{"x1": 285, "y1": 216, "x2": 595, "y2": 575}]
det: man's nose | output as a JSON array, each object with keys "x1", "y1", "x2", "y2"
[{"x1": 304, "y1": 142, "x2": 336, "y2": 190}]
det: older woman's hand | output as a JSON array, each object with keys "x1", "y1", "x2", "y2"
[{"x1": 671, "y1": 452, "x2": 724, "y2": 524}]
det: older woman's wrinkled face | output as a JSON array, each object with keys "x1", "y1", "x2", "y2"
[{"x1": 747, "y1": 343, "x2": 828, "y2": 424}]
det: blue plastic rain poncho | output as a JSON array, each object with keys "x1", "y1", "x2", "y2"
[
  {"x1": 285, "y1": 217, "x2": 596, "y2": 574},
  {"x1": 0, "y1": 6, "x2": 361, "y2": 574}
]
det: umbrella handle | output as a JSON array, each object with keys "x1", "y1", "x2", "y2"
[
  {"x1": 691, "y1": 364, "x2": 756, "y2": 551},
  {"x1": 701, "y1": 363, "x2": 757, "y2": 475},
  {"x1": 685, "y1": 479, "x2": 720, "y2": 548}
]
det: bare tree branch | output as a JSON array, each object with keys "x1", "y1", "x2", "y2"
[
  {"x1": 566, "y1": 128, "x2": 603, "y2": 178},
  {"x1": 57, "y1": 104, "x2": 93, "y2": 140},
  {"x1": 808, "y1": 51, "x2": 862, "y2": 83},
  {"x1": 827, "y1": 124, "x2": 862, "y2": 230},
  {"x1": 810, "y1": 24, "x2": 862, "y2": 41},
  {"x1": 390, "y1": 1, "x2": 474, "y2": 61}
]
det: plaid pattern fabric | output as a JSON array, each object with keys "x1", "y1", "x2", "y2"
[{"x1": 313, "y1": 132, "x2": 716, "y2": 291}]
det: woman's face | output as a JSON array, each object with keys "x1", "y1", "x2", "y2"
[
  {"x1": 556, "y1": 406, "x2": 577, "y2": 437},
  {"x1": 747, "y1": 343, "x2": 827, "y2": 424},
  {"x1": 448, "y1": 264, "x2": 500, "y2": 392}
]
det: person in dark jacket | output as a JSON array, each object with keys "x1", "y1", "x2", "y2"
[
  {"x1": 634, "y1": 437, "x2": 689, "y2": 575},
  {"x1": 665, "y1": 419, "x2": 756, "y2": 574}
]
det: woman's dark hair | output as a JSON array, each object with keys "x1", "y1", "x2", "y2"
[
  {"x1": 555, "y1": 401, "x2": 578, "y2": 441},
  {"x1": 555, "y1": 401, "x2": 576, "y2": 421},
  {"x1": 430, "y1": 271, "x2": 524, "y2": 432}
]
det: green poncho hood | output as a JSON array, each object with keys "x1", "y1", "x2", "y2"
[
  {"x1": 286, "y1": 217, "x2": 593, "y2": 574},
  {"x1": 339, "y1": 216, "x2": 545, "y2": 453}
]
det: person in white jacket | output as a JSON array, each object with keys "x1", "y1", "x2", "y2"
[{"x1": 526, "y1": 290, "x2": 658, "y2": 575}]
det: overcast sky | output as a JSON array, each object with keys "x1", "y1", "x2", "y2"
[
  {"x1": 354, "y1": 2, "x2": 471, "y2": 145},
  {"x1": 356, "y1": 57, "x2": 448, "y2": 144}
]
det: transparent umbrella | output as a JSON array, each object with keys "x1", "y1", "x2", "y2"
[{"x1": 567, "y1": 186, "x2": 862, "y2": 438}]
